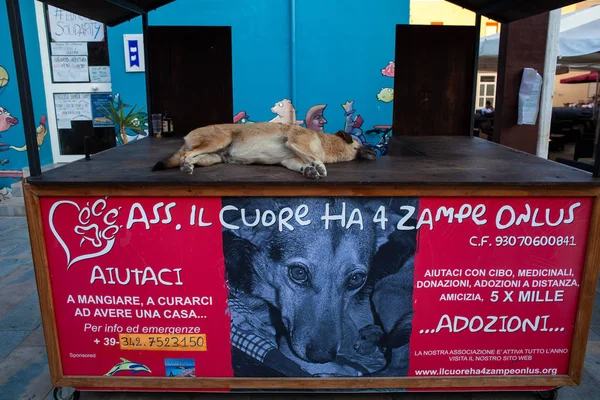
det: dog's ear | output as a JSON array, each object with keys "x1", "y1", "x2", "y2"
[
  {"x1": 362, "y1": 198, "x2": 419, "y2": 283},
  {"x1": 222, "y1": 230, "x2": 255, "y2": 294},
  {"x1": 335, "y1": 130, "x2": 354, "y2": 144}
]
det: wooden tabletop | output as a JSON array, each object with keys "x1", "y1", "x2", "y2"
[{"x1": 27, "y1": 135, "x2": 600, "y2": 187}]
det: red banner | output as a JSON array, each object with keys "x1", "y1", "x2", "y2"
[
  {"x1": 409, "y1": 197, "x2": 591, "y2": 378},
  {"x1": 42, "y1": 197, "x2": 233, "y2": 378},
  {"x1": 39, "y1": 196, "x2": 592, "y2": 387}
]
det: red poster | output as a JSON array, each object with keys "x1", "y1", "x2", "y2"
[
  {"x1": 39, "y1": 196, "x2": 591, "y2": 387},
  {"x1": 409, "y1": 197, "x2": 591, "y2": 379},
  {"x1": 42, "y1": 198, "x2": 233, "y2": 378}
]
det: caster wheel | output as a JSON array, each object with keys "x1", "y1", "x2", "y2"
[
  {"x1": 53, "y1": 387, "x2": 80, "y2": 400},
  {"x1": 537, "y1": 388, "x2": 559, "y2": 400}
]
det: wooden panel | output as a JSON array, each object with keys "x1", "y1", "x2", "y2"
[
  {"x1": 58, "y1": 374, "x2": 574, "y2": 390},
  {"x1": 23, "y1": 185, "x2": 64, "y2": 385},
  {"x1": 493, "y1": 13, "x2": 549, "y2": 154},
  {"x1": 24, "y1": 183, "x2": 597, "y2": 390},
  {"x1": 148, "y1": 26, "x2": 233, "y2": 136},
  {"x1": 568, "y1": 196, "x2": 600, "y2": 383},
  {"x1": 25, "y1": 136, "x2": 600, "y2": 188},
  {"x1": 393, "y1": 25, "x2": 476, "y2": 136},
  {"x1": 24, "y1": 184, "x2": 600, "y2": 198}
]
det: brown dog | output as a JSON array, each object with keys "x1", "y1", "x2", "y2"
[{"x1": 152, "y1": 123, "x2": 376, "y2": 178}]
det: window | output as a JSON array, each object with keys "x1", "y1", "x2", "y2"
[
  {"x1": 485, "y1": 21, "x2": 499, "y2": 36},
  {"x1": 476, "y1": 74, "x2": 496, "y2": 109}
]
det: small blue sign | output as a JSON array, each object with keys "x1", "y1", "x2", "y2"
[
  {"x1": 128, "y1": 39, "x2": 140, "y2": 68},
  {"x1": 91, "y1": 93, "x2": 113, "y2": 127}
]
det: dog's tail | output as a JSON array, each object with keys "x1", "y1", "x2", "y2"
[{"x1": 152, "y1": 144, "x2": 185, "y2": 171}]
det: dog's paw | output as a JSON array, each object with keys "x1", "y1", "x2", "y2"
[
  {"x1": 312, "y1": 162, "x2": 327, "y2": 178},
  {"x1": 303, "y1": 165, "x2": 320, "y2": 179},
  {"x1": 354, "y1": 324, "x2": 384, "y2": 355},
  {"x1": 180, "y1": 162, "x2": 194, "y2": 175}
]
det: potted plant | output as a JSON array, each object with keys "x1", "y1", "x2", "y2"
[{"x1": 98, "y1": 94, "x2": 148, "y2": 145}]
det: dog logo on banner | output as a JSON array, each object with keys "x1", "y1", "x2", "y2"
[{"x1": 49, "y1": 199, "x2": 122, "y2": 269}]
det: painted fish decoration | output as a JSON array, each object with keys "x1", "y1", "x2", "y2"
[
  {"x1": 377, "y1": 88, "x2": 394, "y2": 103},
  {"x1": 381, "y1": 61, "x2": 395, "y2": 78}
]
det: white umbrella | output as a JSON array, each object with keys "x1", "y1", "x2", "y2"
[{"x1": 479, "y1": 5, "x2": 600, "y2": 72}]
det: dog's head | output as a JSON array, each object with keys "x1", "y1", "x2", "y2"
[
  {"x1": 335, "y1": 130, "x2": 376, "y2": 161},
  {"x1": 259, "y1": 231, "x2": 371, "y2": 363},
  {"x1": 222, "y1": 198, "x2": 417, "y2": 365}
]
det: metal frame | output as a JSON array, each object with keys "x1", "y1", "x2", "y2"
[
  {"x1": 105, "y1": 0, "x2": 146, "y2": 15},
  {"x1": 6, "y1": 0, "x2": 42, "y2": 177},
  {"x1": 142, "y1": 13, "x2": 153, "y2": 136},
  {"x1": 595, "y1": 135, "x2": 600, "y2": 177}
]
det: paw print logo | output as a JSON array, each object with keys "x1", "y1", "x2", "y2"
[
  {"x1": 74, "y1": 200, "x2": 120, "y2": 248},
  {"x1": 49, "y1": 198, "x2": 122, "y2": 269}
]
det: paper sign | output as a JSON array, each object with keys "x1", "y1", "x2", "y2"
[
  {"x1": 57, "y1": 119, "x2": 72, "y2": 130},
  {"x1": 51, "y1": 56, "x2": 89, "y2": 82},
  {"x1": 123, "y1": 34, "x2": 145, "y2": 72},
  {"x1": 91, "y1": 93, "x2": 113, "y2": 127},
  {"x1": 40, "y1": 196, "x2": 591, "y2": 383},
  {"x1": 518, "y1": 68, "x2": 543, "y2": 125},
  {"x1": 89, "y1": 66, "x2": 111, "y2": 83},
  {"x1": 48, "y1": 5, "x2": 104, "y2": 42},
  {"x1": 54, "y1": 93, "x2": 92, "y2": 122},
  {"x1": 51, "y1": 42, "x2": 88, "y2": 56}
]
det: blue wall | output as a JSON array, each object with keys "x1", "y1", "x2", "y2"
[
  {"x1": 108, "y1": 0, "x2": 408, "y2": 136},
  {"x1": 107, "y1": 17, "x2": 147, "y2": 114},
  {"x1": 0, "y1": 0, "x2": 52, "y2": 191},
  {"x1": 295, "y1": 0, "x2": 403, "y2": 132},
  {"x1": 0, "y1": 0, "x2": 408, "y2": 192},
  {"x1": 109, "y1": 0, "x2": 293, "y2": 123}
]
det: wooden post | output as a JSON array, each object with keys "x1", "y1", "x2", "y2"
[{"x1": 493, "y1": 12, "x2": 550, "y2": 154}]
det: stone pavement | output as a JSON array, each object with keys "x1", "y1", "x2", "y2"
[{"x1": 0, "y1": 216, "x2": 599, "y2": 400}]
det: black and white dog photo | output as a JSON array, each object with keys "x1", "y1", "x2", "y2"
[{"x1": 221, "y1": 197, "x2": 418, "y2": 377}]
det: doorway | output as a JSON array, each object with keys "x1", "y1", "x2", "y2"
[
  {"x1": 393, "y1": 25, "x2": 476, "y2": 136},
  {"x1": 35, "y1": 2, "x2": 116, "y2": 163},
  {"x1": 148, "y1": 26, "x2": 233, "y2": 136}
]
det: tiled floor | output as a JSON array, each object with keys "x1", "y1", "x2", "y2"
[{"x1": 1, "y1": 216, "x2": 599, "y2": 400}]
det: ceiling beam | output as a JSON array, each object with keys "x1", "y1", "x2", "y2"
[{"x1": 104, "y1": 0, "x2": 146, "y2": 15}]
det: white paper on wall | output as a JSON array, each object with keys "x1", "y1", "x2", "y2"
[
  {"x1": 89, "y1": 66, "x2": 111, "y2": 83},
  {"x1": 54, "y1": 93, "x2": 93, "y2": 126},
  {"x1": 518, "y1": 68, "x2": 543, "y2": 125},
  {"x1": 51, "y1": 56, "x2": 89, "y2": 82},
  {"x1": 48, "y1": 5, "x2": 104, "y2": 42},
  {"x1": 51, "y1": 42, "x2": 88, "y2": 56}
]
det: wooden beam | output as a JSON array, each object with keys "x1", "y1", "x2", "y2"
[{"x1": 493, "y1": 12, "x2": 550, "y2": 154}]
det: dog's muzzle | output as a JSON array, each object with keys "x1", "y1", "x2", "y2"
[
  {"x1": 357, "y1": 147, "x2": 376, "y2": 160},
  {"x1": 305, "y1": 341, "x2": 338, "y2": 363}
]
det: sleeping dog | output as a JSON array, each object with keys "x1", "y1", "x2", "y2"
[{"x1": 152, "y1": 122, "x2": 376, "y2": 178}]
